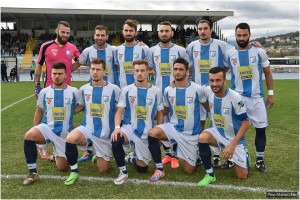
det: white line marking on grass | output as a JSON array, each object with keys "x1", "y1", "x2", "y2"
[
  {"x1": 1, "y1": 174, "x2": 296, "y2": 194},
  {"x1": 1, "y1": 94, "x2": 34, "y2": 112}
]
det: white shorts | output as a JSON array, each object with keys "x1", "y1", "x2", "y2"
[
  {"x1": 121, "y1": 124, "x2": 152, "y2": 165},
  {"x1": 205, "y1": 127, "x2": 249, "y2": 169},
  {"x1": 242, "y1": 96, "x2": 268, "y2": 128},
  {"x1": 35, "y1": 124, "x2": 67, "y2": 158},
  {"x1": 157, "y1": 123, "x2": 199, "y2": 166},
  {"x1": 76, "y1": 126, "x2": 112, "y2": 161}
]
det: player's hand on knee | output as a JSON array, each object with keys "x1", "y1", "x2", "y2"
[{"x1": 111, "y1": 128, "x2": 123, "y2": 142}]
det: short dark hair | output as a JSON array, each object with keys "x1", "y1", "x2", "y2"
[
  {"x1": 123, "y1": 19, "x2": 138, "y2": 31},
  {"x1": 57, "y1": 21, "x2": 70, "y2": 28},
  {"x1": 209, "y1": 67, "x2": 226, "y2": 79},
  {"x1": 52, "y1": 62, "x2": 66, "y2": 72},
  {"x1": 159, "y1": 21, "x2": 173, "y2": 29},
  {"x1": 173, "y1": 57, "x2": 189, "y2": 70},
  {"x1": 196, "y1": 16, "x2": 213, "y2": 29},
  {"x1": 133, "y1": 59, "x2": 149, "y2": 69},
  {"x1": 95, "y1": 25, "x2": 108, "y2": 35},
  {"x1": 235, "y1": 23, "x2": 251, "y2": 33},
  {"x1": 91, "y1": 58, "x2": 106, "y2": 70}
]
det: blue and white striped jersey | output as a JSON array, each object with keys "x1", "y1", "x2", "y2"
[
  {"x1": 37, "y1": 85, "x2": 79, "y2": 138},
  {"x1": 207, "y1": 88, "x2": 248, "y2": 145},
  {"x1": 224, "y1": 45, "x2": 270, "y2": 98},
  {"x1": 118, "y1": 84, "x2": 164, "y2": 139},
  {"x1": 78, "y1": 82, "x2": 120, "y2": 139},
  {"x1": 115, "y1": 42, "x2": 149, "y2": 89},
  {"x1": 79, "y1": 44, "x2": 117, "y2": 84},
  {"x1": 187, "y1": 38, "x2": 232, "y2": 86},
  {"x1": 164, "y1": 82, "x2": 206, "y2": 136},
  {"x1": 148, "y1": 43, "x2": 190, "y2": 93}
]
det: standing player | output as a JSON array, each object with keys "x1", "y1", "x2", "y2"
[
  {"x1": 111, "y1": 59, "x2": 164, "y2": 185},
  {"x1": 197, "y1": 67, "x2": 250, "y2": 186},
  {"x1": 64, "y1": 58, "x2": 120, "y2": 185},
  {"x1": 34, "y1": 21, "x2": 81, "y2": 160},
  {"x1": 23, "y1": 62, "x2": 79, "y2": 186},
  {"x1": 115, "y1": 19, "x2": 150, "y2": 89},
  {"x1": 224, "y1": 23, "x2": 274, "y2": 173},
  {"x1": 77, "y1": 25, "x2": 117, "y2": 162},
  {"x1": 186, "y1": 16, "x2": 232, "y2": 168},
  {"x1": 148, "y1": 58, "x2": 206, "y2": 181},
  {"x1": 148, "y1": 21, "x2": 190, "y2": 169}
]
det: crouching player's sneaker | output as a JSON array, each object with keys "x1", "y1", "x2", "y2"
[
  {"x1": 64, "y1": 172, "x2": 79, "y2": 185},
  {"x1": 114, "y1": 172, "x2": 128, "y2": 185},
  {"x1": 78, "y1": 151, "x2": 94, "y2": 163},
  {"x1": 162, "y1": 155, "x2": 172, "y2": 164},
  {"x1": 149, "y1": 169, "x2": 165, "y2": 182},
  {"x1": 23, "y1": 172, "x2": 39, "y2": 186},
  {"x1": 197, "y1": 174, "x2": 216, "y2": 186}
]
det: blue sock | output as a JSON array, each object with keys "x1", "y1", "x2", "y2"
[
  {"x1": 255, "y1": 127, "x2": 266, "y2": 160},
  {"x1": 65, "y1": 142, "x2": 78, "y2": 173},
  {"x1": 198, "y1": 142, "x2": 212, "y2": 170},
  {"x1": 112, "y1": 135, "x2": 126, "y2": 173},
  {"x1": 148, "y1": 136, "x2": 163, "y2": 171},
  {"x1": 24, "y1": 140, "x2": 38, "y2": 173}
]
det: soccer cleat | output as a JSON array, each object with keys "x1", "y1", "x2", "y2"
[
  {"x1": 219, "y1": 160, "x2": 234, "y2": 170},
  {"x1": 212, "y1": 157, "x2": 221, "y2": 169},
  {"x1": 255, "y1": 160, "x2": 267, "y2": 173},
  {"x1": 162, "y1": 155, "x2": 172, "y2": 165},
  {"x1": 38, "y1": 147, "x2": 50, "y2": 160},
  {"x1": 196, "y1": 157, "x2": 203, "y2": 167},
  {"x1": 149, "y1": 169, "x2": 165, "y2": 182},
  {"x1": 125, "y1": 152, "x2": 134, "y2": 163},
  {"x1": 92, "y1": 155, "x2": 97, "y2": 163},
  {"x1": 171, "y1": 157, "x2": 179, "y2": 169},
  {"x1": 23, "y1": 172, "x2": 38, "y2": 186},
  {"x1": 78, "y1": 151, "x2": 94, "y2": 163},
  {"x1": 49, "y1": 155, "x2": 55, "y2": 163},
  {"x1": 197, "y1": 173, "x2": 216, "y2": 186},
  {"x1": 64, "y1": 172, "x2": 79, "y2": 186},
  {"x1": 114, "y1": 172, "x2": 128, "y2": 185}
]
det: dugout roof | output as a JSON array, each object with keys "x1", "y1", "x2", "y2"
[{"x1": 1, "y1": 7, "x2": 233, "y2": 25}]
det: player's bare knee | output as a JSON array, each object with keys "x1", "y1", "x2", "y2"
[
  {"x1": 56, "y1": 164, "x2": 69, "y2": 172},
  {"x1": 236, "y1": 172, "x2": 248, "y2": 180},
  {"x1": 98, "y1": 167, "x2": 108, "y2": 174},
  {"x1": 183, "y1": 166, "x2": 195, "y2": 174},
  {"x1": 148, "y1": 128, "x2": 157, "y2": 137}
]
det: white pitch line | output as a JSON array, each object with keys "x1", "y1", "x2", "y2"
[
  {"x1": 1, "y1": 94, "x2": 35, "y2": 112},
  {"x1": 1, "y1": 174, "x2": 297, "y2": 194}
]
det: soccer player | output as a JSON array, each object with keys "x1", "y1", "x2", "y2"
[
  {"x1": 148, "y1": 57, "x2": 206, "y2": 181},
  {"x1": 224, "y1": 23, "x2": 274, "y2": 173},
  {"x1": 64, "y1": 58, "x2": 120, "y2": 185},
  {"x1": 197, "y1": 67, "x2": 250, "y2": 186},
  {"x1": 186, "y1": 16, "x2": 232, "y2": 168},
  {"x1": 34, "y1": 21, "x2": 81, "y2": 160},
  {"x1": 148, "y1": 21, "x2": 191, "y2": 169},
  {"x1": 115, "y1": 19, "x2": 150, "y2": 89},
  {"x1": 111, "y1": 59, "x2": 164, "y2": 185},
  {"x1": 77, "y1": 25, "x2": 118, "y2": 162},
  {"x1": 23, "y1": 62, "x2": 80, "y2": 186}
]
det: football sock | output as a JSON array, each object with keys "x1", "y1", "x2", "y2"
[
  {"x1": 24, "y1": 140, "x2": 37, "y2": 173},
  {"x1": 66, "y1": 142, "x2": 78, "y2": 172}
]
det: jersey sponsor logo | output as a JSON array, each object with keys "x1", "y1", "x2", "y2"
[
  {"x1": 103, "y1": 96, "x2": 109, "y2": 102},
  {"x1": 65, "y1": 98, "x2": 71, "y2": 105},
  {"x1": 159, "y1": 62, "x2": 172, "y2": 76},
  {"x1": 146, "y1": 98, "x2": 153, "y2": 105},
  {"x1": 154, "y1": 55, "x2": 160, "y2": 62},
  {"x1": 210, "y1": 51, "x2": 216, "y2": 57},
  {"x1": 238, "y1": 101, "x2": 244, "y2": 108},
  {"x1": 52, "y1": 107, "x2": 66, "y2": 121},
  {"x1": 174, "y1": 106, "x2": 188, "y2": 120},
  {"x1": 118, "y1": 54, "x2": 123, "y2": 60},
  {"x1": 250, "y1": 56, "x2": 256, "y2": 63},
  {"x1": 46, "y1": 97, "x2": 53, "y2": 104},
  {"x1": 135, "y1": 106, "x2": 148, "y2": 120},
  {"x1": 105, "y1": 64, "x2": 110, "y2": 76},
  {"x1": 123, "y1": 61, "x2": 134, "y2": 74},
  {"x1": 238, "y1": 66, "x2": 254, "y2": 80},
  {"x1": 194, "y1": 51, "x2": 199, "y2": 58},
  {"x1": 222, "y1": 107, "x2": 229, "y2": 114},
  {"x1": 51, "y1": 49, "x2": 58, "y2": 56},
  {"x1": 213, "y1": 114, "x2": 226, "y2": 128},
  {"x1": 66, "y1": 50, "x2": 71, "y2": 56},
  {"x1": 169, "y1": 96, "x2": 175, "y2": 104},
  {"x1": 85, "y1": 94, "x2": 91, "y2": 102},
  {"x1": 198, "y1": 59, "x2": 212, "y2": 73},
  {"x1": 90, "y1": 103, "x2": 104, "y2": 118},
  {"x1": 187, "y1": 97, "x2": 193, "y2": 104},
  {"x1": 130, "y1": 96, "x2": 136, "y2": 104}
]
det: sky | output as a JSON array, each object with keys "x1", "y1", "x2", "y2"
[{"x1": 1, "y1": 0, "x2": 299, "y2": 42}]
